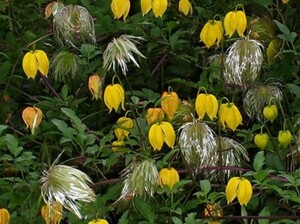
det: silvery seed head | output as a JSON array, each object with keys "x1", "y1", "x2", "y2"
[
  {"x1": 103, "y1": 35, "x2": 146, "y2": 75},
  {"x1": 243, "y1": 84, "x2": 283, "y2": 120},
  {"x1": 223, "y1": 38, "x2": 264, "y2": 88},
  {"x1": 40, "y1": 164, "x2": 96, "y2": 219}
]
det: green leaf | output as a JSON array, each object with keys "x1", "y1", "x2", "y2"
[
  {"x1": 118, "y1": 210, "x2": 129, "y2": 224},
  {"x1": 0, "y1": 125, "x2": 7, "y2": 135},
  {"x1": 253, "y1": 0, "x2": 273, "y2": 7},
  {"x1": 200, "y1": 180, "x2": 211, "y2": 195},
  {"x1": 258, "y1": 207, "x2": 270, "y2": 224},
  {"x1": 184, "y1": 213, "x2": 198, "y2": 224},
  {"x1": 134, "y1": 197, "x2": 155, "y2": 223},
  {"x1": 172, "y1": 217, "x2": 183, "y2": 224},
  {"x1": 61, "y1": 108, "x2": 86, "y2": 134},
  {"x1": 286, "y1": 84, "x2": 300, "y2": 98},
  {"x1": 253, "y1": 151, "x2": 265, "y2": 172},
  {"x1": 51, "y1": 119, "x2": 75, "y2": 138}
]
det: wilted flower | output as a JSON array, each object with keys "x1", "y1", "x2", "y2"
[
  {"x1": 159, "y1": 167, "x2": 179, "y2": 190},
  {"x1": 178, "y1": 120, "x2": 217, "y2": 171},
  {"x1": 204, "y1": 203, "x2": 222, "y2": 218},
  {"x1": 112, "y1": 140, "x2": 125, "y2": 153},
  {"x1": 148, "y1": 122, "x2": 175, "y2": 151},
  {"x1": 103, "y1": 35, "x2": 145, "y2": 75},
  {"x1": 22, "y1": 106, "x2": 43, "y2": 134},
  {"x1": 161, "y1": 91, "x2": 179, "y2": 120},
  {"x1": 223, "y1": 39, "x2": 263, "y2": 88},
  {"x1": 278, "y1": 130, "x2": 293, "y2": 147},
  {"x1": 114, "y1": 117, "x2": 133, "y2": 140},
  {"x1": 88, "y1": 74, "x2": 104, "y2": 100},
  {"x1": 267, "y1": 39, "x2": 280, "y2": 65},
  {"x1": 22, "y1": 50, "x2": 49, "y2": 79},
  {"x1": 178, "y1": 0, "x2": 192, "y2": 16},
  {"x1": 40, "y1": 163, "x2": 96, "y2": 219},
  {"x1": 111, "y1": 0, "x2": 130, "y2": 20},
  {"x1": 226, "y1": 177, "x2": 253, "y2": 206},
  {"x1": 0, "y1": 208, "x2": 10, "y2": 224},
  {"x1": 224, "y1": 10, "x2": 247, "y2": 37},
  {"x1": 146, "y1": 108, "x2": 164, "y2": 125},
  {"x1": 200, "y1": 20, "x2": 224, "y2": 48},
  {"x1": 103, "y1": 84, "x2": 125, "y2": 113},
  {"x1": 254, "y1": 133, "x2": 269, "y2": 150},
  {"x1": 88, "y1": 219, "x2": 109, "y2": 224},
  {"x1": 152, "y1": 0, "x2": 168, "y2": 17},
  {"x1": 219, "y1": 102, "x2": 242, "y2": 131},
  {"x1": 282, "y1": 0, "x2": 289, "y2": 4},
  {"x1": 44, "y1": 1, "x2": 64, "y2": 18},
  {"x1": 141, "y1": 0, "x2": 152, "y2": 16},
  {"x1": 263, "y1": 104, "x2": 278, "y2": 123},
  {"x1": 41, "y1": 201, "x2": 63, "y2": 224},
  {"x1": 243, "y1": 84, "x2": 282, "y2": 120},
  {"x1": 195, "y1": 93, "x2": 218, "y2": 121},
  {"x1": 53, "y1": 5, "x2": 96, "y2": 47}
]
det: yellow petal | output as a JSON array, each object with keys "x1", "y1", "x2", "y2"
[
  {"x1": 178, "y1": 0, "x2": 192, "y2": 16},
  {"x1": 22, "y1": 51, "x2": 38, "y2": 79},
  {"x1": 266, "y1": 39, "x2": 280, "y2": 65},
  {"x1": 22, "y1": 106, "x2": 43, "y2": 134},
  {"x1": 152, "y1": 0, "x2": 168, "y2": 18},
  {"x1": 236, "y1": 178, "x2": 253, "y2": 206},
  {"x1": 214, "y1": 21, "x2": 224, "y2": 46},
  {"x1": 200, "y1": 21, "x2": 214, "y2": 48},
  {"x1": 0, "y1": 208, "x2": 10, "y2": 224},
  {"x1": 115, "y1": 84, "x2": 125, "y2": 110},
  {"x1": 115, "y1": 117, "x2": 133, "y2": 140},
  {"x1": 159, "y1": 167, "x2": 179, "y2": 189},
  {"x1": 205, "y1": 94, "x2": 219, "y2": 121},
  {"x1": 141, "y1": 0, "x2": 152, "y2": 16},
  {"x1": 161, "y1": 121, "x2": 175, "y2": 148},
  {"x1": 195, "y1": 93, "x2": 206, "y2": 119},
  {"x1": 35, "y1": 50, "x2": 49, "y2": 77},
  {"x1": 225, "y1": 177, "x2": 240, "y2": 204},
  {"x1": 161, "y1": 91, "x2": 179, "y2": 120},
  {"x1": 104, "y1": 85, "x2": 114, "y2": 112},
  {"x1": 218, "y1": 103, "x2": 227, "y2": 128},
  {"x1": 235, "y1": 11, "x2": 247, "y2": 37},
  {"x1": 149, "y1": 123, "x2": 164, "y2": 151},
  {"x1": 226, "y1": 104, "x2": 242, "y2": 131},
  {"x1": 224, "y1": 11, "x2": 236, "y2": 37},
  {"x1": 111, "y1": 0, "x2": 130, "y2": 20}
]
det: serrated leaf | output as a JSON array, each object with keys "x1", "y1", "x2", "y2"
[
  {"x1": 134, "y1": 197, "x2": 155, "y2": 223},
  {"x1": 253, "y1": 151, "x2": 265, "y2": 171},
  {"x1": 172, "y1": 217, "x2": 183, "y2": 224},
  {"x1": 200, "y1": 180, "x2": 211, "y2": 195},
  {"x1": 52, "y1": 119, "x2": 75, "y2": 138},
  {"x1": 286, "y1": 84, "x2": 300, "y2": 98}
]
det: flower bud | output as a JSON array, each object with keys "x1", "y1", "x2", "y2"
[
  {"x1": 254, "y1": 133, "x2": 269, "y2": 150},
  {"x1": 161, "y1": 91, "x2": 179, "y2": 120},
  {"x1": 22, "y1": 106, "x2": 43, "y2": 134},
  {"x1": 178, "y1": 0, "x2": 193, "y2": 16},
  {"x1": 263, "y1": 105, "x2": 278, "y2": 123},
  {"x1": 146, "y1": 108, "x2": 164, "y2": 125},
  {"x1": 88, "y1": 74, "x2": 104, "y2": 100},
  {"x1": 159, "y1": 167, "x2": 179, "y2": 190},
  {"x1": 278, "y1": 130, "x2": 293, "y2": 147}
]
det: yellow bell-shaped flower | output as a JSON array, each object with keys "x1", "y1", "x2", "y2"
[
  {"x1": 146, "y1": 108, "x2": 164, "y2": 125},
  {"x1": 111, "y1": 0, "x2": 130, "y2": 21},
  {"x1": 0, "y1": 208, "x2": 10, "y2": 224},
  {"x1": 88, "y1": 74, "x2": 104, "y2": 100},
  {"x1": 224, "y1": 10, "x2": 247, "y2": 37},
  {"x1": 263, "y1": 104, "x2": 278, "y2": 123},
  {"x1": 200, "y1": 20, "x2": 224, "y2": 48},
  {"x1": 195, "y1": 93, "x2": 218, "y2": 121},
  {"x1": 152, "y1": 0, "x2": 168, "y2": 18},
  {"x1": 161, "y1": 91, "x2": 179, "y2": 120},
  {"x1": 22, "y1": 106, "x2": 43, "y2": 134},
  {"x1": 114, "y1": 117, "x2": 133, "y2": 140},
  {"x1": 254, "y1": 133, "x2": 269, "y2": 150},
  {"x1": 218, "y1": 102, "x2": 242, "y2": 131},
  {"x1": 41, "y1": 202, "x2": 63, "y2": 224},
  {"x1": 22, "y1": 50, "x2": 49, "y2": 79},
  {"x1": 104, "y1": 84, "x2": 125, "y2": 113},
  {"x1": 141, "y1": 0, "x2": 152, "y2": 16},
  {"x1": 148, "y1": 122, "x2": 175, "y2": 151},
  {"x1": 178, "y1": 0, "x2": 192, "y2": 16},
  {"x1": 159, "y1": 167, "x2": 179, "y2": 190},
  {"x1": 88, "y1": 219, "x2": 109, "y2": 224},
  {"x1": 225, "y1": 177, "x2": 252, "y2": 206},
  {"x1": 112, "y1": 140, "x2": 125, "y2": 153},
  {"x1": 278, "y1": 130, "x2": 293, "y2": 148}
]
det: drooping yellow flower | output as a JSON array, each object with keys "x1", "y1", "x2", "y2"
[
  {"x1": 41, "y1": 201, "x2": 63, "y2": 224},
  {"x1": 263, "y1": 104, "x2": 278, "y2": 123},
  {"x1": 254, "y1": 133, "x2": 269, "y2": 150},
  {"x1": 0, "y1": 208, "x2": 10, "y2": 224},
  {"x1": 88, "y1": 219, "x2": 109, "y2": 224},
  {"x1": 195, "y1": 93, "x2": 218, "y2": 121},
  {"x1": 159, "y1": 167, "x2": 179, "y2": 190},
  {"x1": 278, "y1": 130, "x2": 293, "y2": 148},
  {"x1": 111, "y1": 0, "x2": 130, "y2": 21},
  {"x1": 141, "y1": 0, "x2": 152, "y2": 16},
  {"x1": 22, "y1": 50, "x2": 49, "y2": 79},
  {"x1": 88, "y1": 74, "x2": 104, "y2": 100},
  {"x1": 152, "y1": 0, "x2": 168, "y2": 18},
  {"x1": 226, "y1": 177, "x2": 252, "y2": 206},
  {"x1": 218, "y1": 102, "x2": 242, "y2": 131},
  {"x1": 224, "y1": 10, "x2": 247, "y2": 37},
  {"x1": 148, "y1": 122, "x2": 175, "y2": 151},
  {"x1": 266, "y1": 39, "x2": 280, "y2": 65},
  {"x1": 22, "y1": 106, "x2": 43, "y2": 134},
  {"x1": 161, "y1": 91, "x2": 179, "y2": 120},
  {"x1": 178, "y1": 0, "x2": 192, "y2": 16},
  {"x1": 114, "y1": 117, "x2": 133, "y2": 140},
  {"x1": 104, "y1": 84, "x2": 125, "y2": 113},
  {"x1": 146, "y1": 108, "x2": 164, "y2": 125},
  {"x1": 112, "y1": 140, "x2": 125, "y2": 152},
  {"x1": 200, "y1": 20, "x2": 224, "y2": 48}
]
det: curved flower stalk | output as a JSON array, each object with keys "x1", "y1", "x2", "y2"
[
  {"x1": 53, "y1": 5, "x2": 96, "y2": 47},
  {"x1": 243, "y1": 84, "x2": 283, "y2": 120},
  {"x1": 40, "y1": 161, "x2": 96, "y2": 219},
  {"x1": 103, "y1": 35, "x2": 146, "y2": 75},
  {"x1": 223, "y1": 38, "x2": 264, "y2": 88}
]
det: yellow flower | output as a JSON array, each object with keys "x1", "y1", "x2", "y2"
[
  {"x1": 114, "y1": 117, "x2": 133, "y2": 140},
  {"x1": 146, "y1": 108, "x2": 164, "y2": 125},
  {"x1": 278, "y1": 130, "x2": 293, "y2": 148},
  {"x1": 22, "y1": 50, "x2": 49, "y2": 79},
  {"x1": 148, "y1": 122, "x2": 175, "y2": 151},
  {"x1": 282, "y1": 0, "x2": 289, "y2": 4},
  {"x1": 200, "y1": 20, "x2": 224, "y2": 48},
  {"x1": 88, "y1": 74, "x2": 104, "y2": 100},
  {"x1": 218, "y1": 102, "x2": 242, "y2": 131},
  {"x1": 266, "y1": 39, "x2": 280, "y2": 65},
  {"x1": 226, "y1": 177, "x2": 252, "y2": 206},
  {"x1": 152, "y1": 0, "x2": 168, "y2": 18},
  {"x1": 88, "y1": 219, "x2": 109, "y2": 224},
  {"x1": 263, "y1": 104, "x2": 278, "y2": 123},
  {"x1": 161, "y1": 91, "x2": 179, "y2": 120},
  {"x1": 104, "y1": 84, "x2": 125, "y2": 113},
  {"x1": 178, "y1": 0, "x2": 192, "y2": 16},
  {"x1": 0, "y1": 208, "x2": 10, "y2": 224},
  {"x1": 195, "y1": 93, "x2": 218, "y2": 121},
  {"x1": 159, "y1": 167, "x2": 179, "y2": 190},
  {"x1": 41, "y1": 202, "x2": 63, "y2": 224},
  {"x1": 111, "y1": 0, "x2": 130, "y2": 21},
  {"x1": 141, "y1": 0, "x2": 152, "y2": 16},
  {"x1": 112, "y1": 140, "x2": 125, "y2": 153},
  {"x1": 254, "y1": 133, "x2": 269, "y2": 150},
  {"x1": 22, "y1": 106, "x2": 43, "y2": 134},
  {"x1": 224, "y1": 10, "x2": 247, "y2": 37}
]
